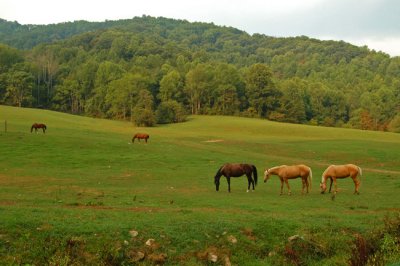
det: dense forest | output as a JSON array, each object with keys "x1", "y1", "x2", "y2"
[{"x1": 1, "y1": 16, "x2": 399, "y2": 131}]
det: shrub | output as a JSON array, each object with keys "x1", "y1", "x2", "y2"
[
  {"x1": 132, "y1": 107, "x2": 156, "y2": 127},
  {"x1": 156, "y1": 100, "x2": 186, "y2": 124}
]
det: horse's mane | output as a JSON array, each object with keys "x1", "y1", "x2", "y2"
[
  {"x1": 268, "y1": 165, "x2": 285, "y2": 173},
  {"x1": 321, "y1": 165, "x2": 334, "y2": 183}
]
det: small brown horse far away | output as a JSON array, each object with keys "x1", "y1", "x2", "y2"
[
  {"x1": 31, "y1": 123, "x2": 47, "y2": 133},
  {"x1": 132, "y1": 133, "x2": 150, "y2": 143},
  {"x1": 320, "y1": 164, "x2": 362, "y2": 195},
  {"x1": 264, "y1": 164, "x2": 312, "y2": 195},
  {"x1": 214, "y1": 163, "x2": 258, "y2": 193}
]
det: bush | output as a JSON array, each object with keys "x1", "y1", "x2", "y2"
[
  {"x1": 349, "y1": 214, "x2": 400, "y2": 266},
  {"x1": 388, "y1": 115, "x2": 400, "y2": 133},
  {"x1": 132, "y1": 108, "x2": 156, "y2": 127},
  {"x1": 155, "y1": 101, "x2": 186, "y2": 124}
]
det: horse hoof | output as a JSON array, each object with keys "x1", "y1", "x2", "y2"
[{"x1": 246, "y1": 190, "x2": 249, "y2": 193}]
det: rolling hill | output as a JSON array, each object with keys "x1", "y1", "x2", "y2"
[{"x1": 1, "y1": 105, "x2": 400, "y2": 265}]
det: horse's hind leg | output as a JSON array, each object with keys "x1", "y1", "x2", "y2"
[
  {"x1": 245, "y1": 175, "x2": 250, "y2": 192},
  {"x1": 353, "y1": 176, "x2": 361, "y2": 194},
  {"x1": 246, "y1": 174, "x2": 254, "y2": 192},
  {"x1": 301, "y1": 178, "x2": 306, "y2": 195}
]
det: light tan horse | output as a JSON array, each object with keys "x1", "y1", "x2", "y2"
[
  {"x1": 263, "y1": 164, "x2": 312, "y2": 195},
  {"x1": 320, "y1": 164, "x2": 362, "y2": 195}
]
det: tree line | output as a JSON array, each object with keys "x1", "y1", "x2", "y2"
[{"x1": 0, "y1": 16, "x2": 399, "y2": 131}]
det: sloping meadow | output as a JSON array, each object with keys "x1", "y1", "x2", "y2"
[{"x1": 1, "y1": 105, "x2": 399, "y2": 265}]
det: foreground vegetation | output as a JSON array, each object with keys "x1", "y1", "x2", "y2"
[
  {"x1": 0, "y1": 105, "x2": 400, "y2": 265},
  {"x1": 1, "y1": 16, "x2": 400, "y2": 131}
]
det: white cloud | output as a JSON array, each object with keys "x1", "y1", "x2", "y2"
[{"x1": 348, "y1": 37, "x2": 400, "y2": 57}]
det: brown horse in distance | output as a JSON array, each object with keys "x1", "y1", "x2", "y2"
[
  {"x1": 132, "y1": 133, "x2": 150, "y2": 143},
  {"x1": 264, "y1": 164, "x2": 312, "y2": 195},
  {"x1": 320, "y1": 164, "x2": 362, "y2": 195},
  {"x1": 214, "y1": 163, "x2": 258, "y2": 193},
  {"x1": 31, "y1": 123, "x2": 47, "y2": 133}
]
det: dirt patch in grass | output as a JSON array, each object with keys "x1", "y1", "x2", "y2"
[
  {"x1": 0, "y1": 201, "x2": 16, "y2": 206},
  {"x1": 0, "y1": 173, "x2": 71, "y2": 186},
  {"x1": 63, "y1": 204, "x2": 165, "y2": 213},
  {"x1": 203, "y1": 139, "x2": 224, "y2": 143}
]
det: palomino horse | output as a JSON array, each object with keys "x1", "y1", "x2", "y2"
[
  {"x1": 214, "y1": 163, "x2": 258, "y2": 193},
  {"x1": 132, "y1": 133, "x2": 149, "y2": 143},
  {"x1": 264, "y1": 164, "x2": 312, "y2": 195},
  {"x1": 31, "y1": 123, "x2": 47, "y2": 133},
  {"x1": 320, "y1": 164, "x2": 362, "y2": 195}
]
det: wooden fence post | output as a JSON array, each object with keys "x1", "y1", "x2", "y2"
[{"x1": 4, "y1": 120, "x2": 7, "y2": 133}]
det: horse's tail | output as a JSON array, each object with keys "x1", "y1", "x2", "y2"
[
  {"x1": 44, "y1": 124, "x2": 47, "y2": 129},
  {"x1": 252, "y1": 165, "x2": 258, "y2": 186},
  {"x1": 357, "y1": 166, "x2": 362, "y2": 182},
  {"x1": 308, "y1": 167, "x2": 313, "y2": 191}
]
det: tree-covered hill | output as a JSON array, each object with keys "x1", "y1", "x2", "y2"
[
  {"x1": 0, "y1": 16, "x2": 399, "y2": 131},
  {"x1": 0, "y1": 18, "x2": 129, "y2": 49}
]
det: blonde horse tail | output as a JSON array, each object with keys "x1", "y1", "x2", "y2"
[
  {"x1": 308, "y1": 167, "x2": 313, "y2": 191},
  {"x1": 357, "y1": 166, "x2": 362, "y2": 182}
]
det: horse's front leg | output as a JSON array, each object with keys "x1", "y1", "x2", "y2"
[
  {"x1": 226, "y1": 177, "x2": 231, "y2": 193},
  {"x1": 333, "y1": 178, "x2": 338, "y2": 194},
  {"x1": 285, "y1": 179, "x2": 291, "y2": 195},
  {"x1": 328, "y1": 178, "x2": 333, "y2": 193},
  {"x1": 280, "y1": 179, "x2": 284, "y2": 195}
]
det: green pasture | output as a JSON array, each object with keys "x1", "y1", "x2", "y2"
[{"x1": 1, "y1": 105, "x2": 399, "y2": 265}]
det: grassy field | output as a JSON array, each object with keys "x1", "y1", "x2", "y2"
[{"x1": 1, "y1": 105, "x2": 400, "y2": 265}]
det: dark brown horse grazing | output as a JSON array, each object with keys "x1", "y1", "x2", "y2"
[
  {"x1": 214, "y1": 163, "x2": 258, "y2": 193},
  {"x1": 31, "y1": 123, "x2": 47, "y2": 133},
  {"x1": 132, "y1": 133, "x2": 149, "y2": 143},
  {"x1": 264, "y1": 164, "x2": 312, "y2": 195},
  {"x1": 320, "y1": 164, "x2": 362, "y2": 195}
]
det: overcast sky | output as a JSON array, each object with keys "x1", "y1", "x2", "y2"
[{"x1": 1, "y1": 0, "x2": 399, "y2": 57}]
